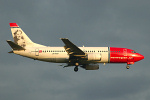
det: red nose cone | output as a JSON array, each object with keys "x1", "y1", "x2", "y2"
[
  {"x1": 140, "y1": 54, "x2": 144, "y2": 60},
  {"x1": 136, "y1": 54, "x2": 144, "y2": 61}
]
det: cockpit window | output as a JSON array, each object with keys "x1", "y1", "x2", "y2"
[{"x1": 131, "y1": 51, "x2": 136, "y2": 53}]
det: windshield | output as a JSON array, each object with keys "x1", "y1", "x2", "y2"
[{"x1": 131, "y1": 50, "x2": 136, "y2": 53}]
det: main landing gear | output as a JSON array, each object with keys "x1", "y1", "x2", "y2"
[
  {"x1": 74, "y1": 63, "x2": 79, "y2": 72},
  {"x1": 126, "y1": 65, "x2": 130, "y2": 69}
]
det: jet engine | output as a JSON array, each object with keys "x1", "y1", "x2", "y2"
[
  {"x1": 81, "y1": 64, "x2": 99, "y2": 70},
  {"x1": 87, "y1": 53, "x2": 101, "y2": 61}
]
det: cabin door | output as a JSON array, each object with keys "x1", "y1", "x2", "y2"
[
  {"x1": 35, "y1": 49, "x2": 39, "y2": 56},
  {"x1": 123, "y1": 49, "x2": 127, "y2": 56}
]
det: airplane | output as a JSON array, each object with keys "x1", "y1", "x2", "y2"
[{"x1": 7, "y1": 23, "x2": 144, "y2": 72}]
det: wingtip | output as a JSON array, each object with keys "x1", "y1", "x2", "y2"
[
  {"x1": 9, "y1": 23, "x2": 19, "y2": 27},
  {"x1": 60, "y1": 38, "x2": 68, "y2": 40}
]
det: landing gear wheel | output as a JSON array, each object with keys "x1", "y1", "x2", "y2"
[
  {"x1": 126, "y1": 65, "x2": 130, "y2": 69},
  {"x1": 74, "y1": 66, "x2": 78, "y2": 72}
]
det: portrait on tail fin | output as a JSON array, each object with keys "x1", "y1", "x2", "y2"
[{"x1": 13, "y1": 30, "x2": 26, "y2": 47}]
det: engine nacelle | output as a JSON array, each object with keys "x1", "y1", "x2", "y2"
[
  {"x1": 87, "y1": 53, "x2": 101, "y2": 61},
  {"x1": 81, "y1": 64, "x2": 99, "y2": 70}
]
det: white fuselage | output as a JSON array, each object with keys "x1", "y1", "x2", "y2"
[{"x1": 13, "y1": 47, "x2": 109, "y2": 64}]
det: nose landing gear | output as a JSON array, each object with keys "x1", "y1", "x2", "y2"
[{"x1": 126, "y1": 65, "x2": 130, "y2": 69}]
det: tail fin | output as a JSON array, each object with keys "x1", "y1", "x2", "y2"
[
  {"x1": 9, "y1": 23, "x2": 46, "y2": 48},
  {"x1": 10, "y1": 23, "x2": 34, "y2": 48}
]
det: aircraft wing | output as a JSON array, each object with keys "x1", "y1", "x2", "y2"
[{"x1": 60, "y1": 38, "x2": 86, "y2": 56}]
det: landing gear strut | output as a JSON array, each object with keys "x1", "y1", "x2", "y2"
[
  {"x1": 74, "y1": 63, "x2": 79, "y2": 72},
  {"x1": 126, "y1": 65, "x2": 130, "y2": 69}
]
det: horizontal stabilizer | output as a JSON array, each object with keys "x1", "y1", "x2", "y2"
[
  {"x1": 6, "y1": 40, "x2": 25, "y2": 50},
  {"x1": 8, "y1": 51, "x2": 13, "y2": 53}
]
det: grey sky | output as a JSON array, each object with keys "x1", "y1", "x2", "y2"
[{"x1": 0, "y1": 0, "x2": 150, "y2": 100}]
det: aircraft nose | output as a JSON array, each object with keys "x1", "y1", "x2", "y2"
[
  {"x1": 136, "y1": 54, "x2": 144, "y2": 61},
  {"x1": 140, "y1": 54, "x2": 144, "y2": 60}
]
